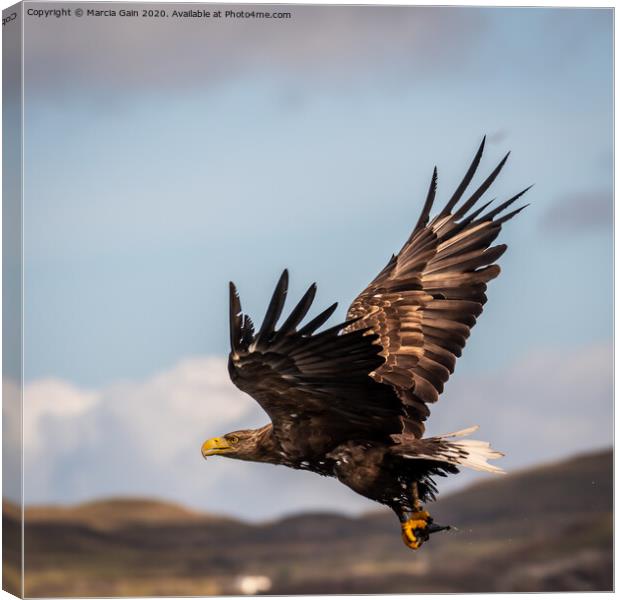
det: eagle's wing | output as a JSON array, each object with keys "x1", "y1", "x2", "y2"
[
  {"x1": 228, "y1": 271, "x2": 404, "y2": 457},
  {"x1": 345, "y1": 138, "x2": 530, "y2": 438}
]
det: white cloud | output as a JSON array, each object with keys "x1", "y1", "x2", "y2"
[
  {"x1": 19, "y1": 356, "x2": 375, "y2": 519},
  {"x1": 22, "y1": 378, "x2": 99, "y2": 452},
  {"x1": 11, "y1": 342, "x2": 612, "y2": 520}
]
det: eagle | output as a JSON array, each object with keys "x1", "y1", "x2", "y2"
[{"x1": 201, "y1": 138, "x2": 529, "y2": 550}]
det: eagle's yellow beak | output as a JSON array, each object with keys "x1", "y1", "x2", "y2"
[{"x1": 201, "y1": 437, "x2": 231, "y2": 458}]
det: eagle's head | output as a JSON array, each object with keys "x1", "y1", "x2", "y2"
[{"x1": 201, "y1": 429, "x2": 260, "y2": 461}]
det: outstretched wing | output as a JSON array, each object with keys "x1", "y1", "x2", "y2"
[
  {"x1": 228, "y1": 270, "x2": 405, "y2": 458},
  {"x1": 346, "y1": 137, "x2": 530, "y2": 438}
]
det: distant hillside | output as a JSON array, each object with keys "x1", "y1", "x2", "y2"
[
  {"x1": 4, "y1": 449, "x2": 612, "y2": 596},
  {"x1": 23, "y1": 497, "x2": 235, "y2": 530}
]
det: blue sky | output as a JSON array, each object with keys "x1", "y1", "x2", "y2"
[{"x1": 14, "y1": 5, "x2": 613, "y2": 518}]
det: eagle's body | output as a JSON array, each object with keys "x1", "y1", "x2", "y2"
[{"x1": 202, "y1": 138, "x2": 529, "y2": 549}]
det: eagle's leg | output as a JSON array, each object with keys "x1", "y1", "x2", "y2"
[
  {"x1": 400, "y1": 483, "x2": 450, "y2": 550},
  {"x1": 400, "y1": 483, "x2": 431, "y2": 550}
]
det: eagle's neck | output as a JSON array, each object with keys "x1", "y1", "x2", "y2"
[{"x1": 244, "y1": 423, "x2": 285, "y2": 464}]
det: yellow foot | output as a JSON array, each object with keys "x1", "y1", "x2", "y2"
[{"x1": 401, "y1": 511, "x2": 431, "y2": 550}]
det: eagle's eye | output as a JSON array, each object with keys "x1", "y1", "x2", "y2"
[{"x1": 227, "y1": 435, "x2": 240, "y2": 444}]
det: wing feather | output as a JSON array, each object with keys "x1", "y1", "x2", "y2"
[
  {"x1": 272, "y1": 283, "x2": 316, "y2": 344},
  {"x1": 255, "y1": 269, "x2": 289, "y2": 346},
  {"x1": 228, "y1": 276, "x2": 404, "y2": 457},
  {"x1": 439, "y1": 136, "x2": 486, "y2": 217},
  {"x1": 345, "y1": 138, "x2": 530, "y2": 437}
]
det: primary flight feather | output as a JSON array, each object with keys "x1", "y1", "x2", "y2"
[{"x1": 202, "y1": 137, "x2": 529, "y2": 550}]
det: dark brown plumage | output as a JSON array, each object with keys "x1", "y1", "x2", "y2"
[{"x1": 202, "y1": 138, "x2": 529, "y2": 549}]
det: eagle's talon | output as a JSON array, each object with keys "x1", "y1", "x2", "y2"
[
  {"x1": 403, "y1": 535, "x2": 422, "y2": 550},
  {"x1": 401, "y1": 514, "x2": 432, "y2": 550},
  {"x1": 401, "y1": 526, "x2": 422, "y2": 549}
]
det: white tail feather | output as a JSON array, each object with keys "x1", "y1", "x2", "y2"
[
  {"x1": 438, "y1": 426, "x2": 505, "y2": 474},
  {"x1": 449, "y1": 438, "x2": 505, "y2": 474},
  {"x1": 404, "y1": 425, "x2": 505, "y2": 474}
]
